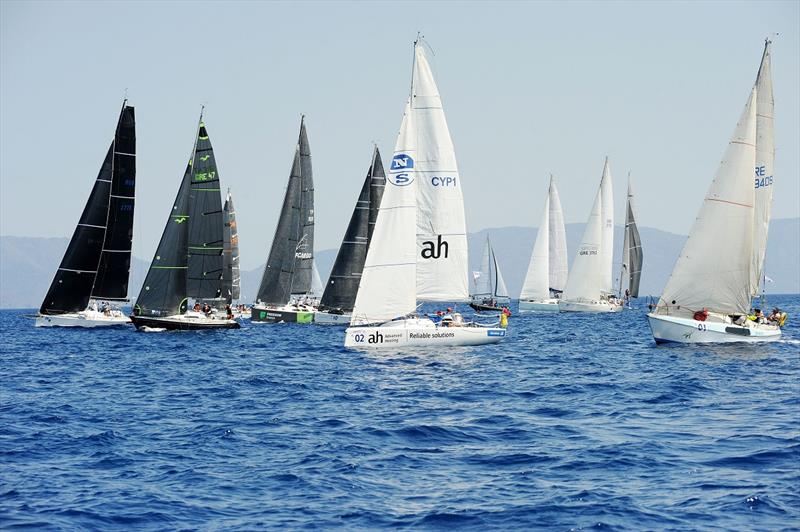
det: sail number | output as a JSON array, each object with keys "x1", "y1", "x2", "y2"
[
  {"x1": 353, "y1": 333, "x2": 365, "y2": 343},
  {"x1": 755, "y1": 166, "x2": 773, "y2": 188},
  {"x1": 697, "y1": 323, "x2": 707, "y2": 331}
]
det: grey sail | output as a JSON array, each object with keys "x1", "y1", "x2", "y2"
[
  {"x1": 620, "y1": 180, "x2": 643, "y2": 298},
  {"x1": 222, "y1": 189, "x2": 241, "y2": 303},
  {"x1": 256, "y1": 117, "x2": 313, "y2": 304},
  {"x1": 40, "y1": 103, "x2": 136, "y2": 315},
  {"x1": 320, "y1": 147, "x2": 386, "y2": 312}
]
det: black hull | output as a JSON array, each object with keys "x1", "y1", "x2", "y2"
[
  {"x1": 469, "y1": 303, "x2": 504, "y2": 313},
  {"x1": 130, "y1": 315, "x2": 240, "y2": 331}
]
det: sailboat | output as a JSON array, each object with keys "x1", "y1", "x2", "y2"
[
  {"x1": 36, "y1": 102, "x2": 136, "y2": 328},
  {"x1": 559, "y1": 158, "x2": 623, "y2": 313},
  {"x1": 130, "y1": 113, "x2": 239, "y2": 330},
  {"x1": 469, "y1": 236, "x2": 510, "y2": 312},
  {"x1": 617, "y1": 177, "x2": 643, "y2": 307},
  {"x1": 648, "y1": 40, "x2": 782, "y2": 343},
  {"x1": 222, "y1": 189, "x2": 241, "y2": 306},
  {"x1": 344, "y1": 37, "x2": 506, "y2": 348},
  {"x1": 519, "y1": 176, "x2": 568, "y2": 312},
  {"x1": 251, "y1": 117, "x2": 316, "y2": 324},
  {"x1": 315, "y1": 146, "x2": 386, "y2": 325}
]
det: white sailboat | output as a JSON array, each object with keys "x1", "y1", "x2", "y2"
[
  {"x1": 648, "y1": 40, "x2": 782, "y2": 343},
  {"x1": 469, "y1": 236, "x2": 510, "y2": 312},
  {"x1": 519, "y1": 176, "x2": 568, "y2": 312},
  {"x1": 559, "y1": 158, "x2": 623, "y2": 313},
  {"x1": 344, "y1": 38, "x2": 506, "y2": 348}
]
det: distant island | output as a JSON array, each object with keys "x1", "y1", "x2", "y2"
[{"x1": 2, "y1": 219, "x2": 798, "y2": 309}]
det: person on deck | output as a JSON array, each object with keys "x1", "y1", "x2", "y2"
[{"x1": 193, "y1": 302, "x2": 202, "y2": 312}]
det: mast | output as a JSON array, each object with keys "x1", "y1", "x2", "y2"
[{"x1": 40, "y1": 103, "x2": 136, "y2": 315}]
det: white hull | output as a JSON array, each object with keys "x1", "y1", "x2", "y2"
[
  {"x1": 558, "y1": 299, "x2": 623, "y2": 313},
  {"x1": 518, "y1": 299, "x2": 560, "y2": 312},
  {"x1": 647, "y1": 313, "x2": 781, "y2": 344},
  {"x1": 35, "y1": 310, "x2": 131, "y2": 328},
  {"x1": 344, "y1": 317, "x2": 506, "y2": 348},
  {"x1": 314, "y1": 311, "x2": 352, "y2": 325}
]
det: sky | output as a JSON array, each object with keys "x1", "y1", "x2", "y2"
[{"x1": 1, "y1": 0, "x2": 798, "y2": 270}]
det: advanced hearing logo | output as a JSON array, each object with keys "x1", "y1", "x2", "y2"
[{"x1": 388, "y1": 153, "x2": 414, "y2": 186}]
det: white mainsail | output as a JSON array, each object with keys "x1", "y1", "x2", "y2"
[
  {"x1": 658, "y1": 87, "x2": 758, "y2": 316},
  {"x1": 751, "y1": 40, "x2": 774, "y2": 296},
  {"x1": 411, "y1": 42, "x2": 470, "y2": 302},
  {"x1": 350, "y1": 102, "x2": 418, "y2": 325},
  {"x1": 599, "y1": 158, "x2": 615, "y2": 294},
  {"x1": 520, "y1": 191, "x2": 550, "y2": 301},
  {"x1": 548, "y1": 177, "x2": 568, "y2": 293}
]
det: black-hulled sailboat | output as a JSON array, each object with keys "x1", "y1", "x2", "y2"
[
  {"x1": 314, "y1": 146, "x2": 386, "y2": 325},
  {"x1": 251, "y1": 117, "x2": 316, "y2": 324},
  {"x1": 130, "y1": 113, "x2": 239, "y2": 330},
  {"x1": 36, "y1": 102, "x2": 136, "y2": 327}
]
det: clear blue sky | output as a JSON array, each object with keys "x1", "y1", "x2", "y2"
[{"x1": 1, "y1": 0, "x2": 798, "y2": 269}]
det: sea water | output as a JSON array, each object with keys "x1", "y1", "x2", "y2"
[{"x1": 1, "y1": 296, "x2": 798, "y2": 529}]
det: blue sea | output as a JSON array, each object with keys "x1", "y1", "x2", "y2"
[{"x1": 1, "y1": 296, "x2": 799, "y2": 530}]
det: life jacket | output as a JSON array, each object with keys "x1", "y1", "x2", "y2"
[{"x1": 693, "y1": 309, "x2": 709, "y2": 322}]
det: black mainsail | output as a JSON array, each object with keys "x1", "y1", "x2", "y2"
[
  {"x1": 40, "y1": 103, "x2": 136, "y2": 315},
  {"x1": 222, "y1": 189, "x2": 241, "y2": 303},
  {"x1": 320, "y1": 147, "x2": 386, "y2": 312},
  {"x1": 256, "y1": 117, "x2": 314, "y2": 305},
  {"x1": 134, "y1": 115, "x2": 225, "y2": 317}
]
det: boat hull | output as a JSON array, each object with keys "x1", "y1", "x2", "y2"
[
  {"x1": 468, "y1": 302, "x2": 507, "y2": 313},
  {"x1": 313, "y1": 310, "x2": 351, "y2": 325},
  {"x1": 35, "y1": 311, "x2": 131, "y2": 328},
  {"x1": 518, "y1": 299, "x2": 560, "y2": 312},
  {"x1": 558, "y1": 299, "x2": 623, "y2": 313},
  {"x1": 647, "y1": 313, "x2": 781, "y2": 344},
  {"x1": 130, "y1": 314, "x2": 240, "y2": 331},
  {"x1": 250, "y1": 305, "x2": 315, "y2": 324},
  {"x1": 344, "y1": 318, "x2": 506, "y2": 348}
]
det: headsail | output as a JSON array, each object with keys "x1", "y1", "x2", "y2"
[
  {"x1": 658, "y1": 88, "x2": 758, "y2": 316},
  {"x1": 350, "y1": 102, "x2": 417, "y2": 325},
  {"x1": 135, "y1": 138, "x2": 193, "y2": 317},
  {"x1": 40, "y1": 103, "x2": 136, "y2": 315},
  {"x1": 256, "y1": 118, "x2": 314, "y2": 304},
  {"x1": 620, "y1": 178, "x2": 643, "y2": 297},
  {"x1": 751, "y1": 39, "x2": 774, "y2": 296},
  {"x1": 520, "y1": 189, "x2": 550, "y2": 301},
  {"x1": 321, "y1": 147, "x2": 386, "y2": 312},
  {"x1": 409, "y1": 40, "x2": 470, "y2": 302},
  {"x1": 222, "y1": 189, "x2": 240, "y2": 303}
]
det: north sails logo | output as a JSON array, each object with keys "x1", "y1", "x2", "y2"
[{"x1": 388, "y1": 154, "x2": 414, "y2": 186}]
